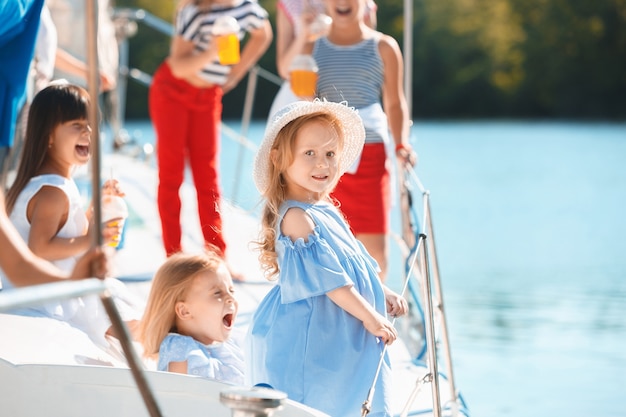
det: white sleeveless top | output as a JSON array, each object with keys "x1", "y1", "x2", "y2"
[
  {"x1": 8, "y1": 174, "x2": 88, "y2": 278},
  {"x1": 0, "y1": 174, "x2": 142, "y2": 347}
]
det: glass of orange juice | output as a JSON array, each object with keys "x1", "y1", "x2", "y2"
[
  {"x1": 213, "y1": 16, "x2": 240, "y2": 65},
  {"x1": 102, "y1": 195, "x2": 128, "y2": 248},
  {"x1": 289, "y1": 55, "x2": 318, "y2": 98}
]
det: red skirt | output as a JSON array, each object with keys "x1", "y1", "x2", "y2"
[{"x1": 332, "y1": 143, "x2": 390, "y2": 234}]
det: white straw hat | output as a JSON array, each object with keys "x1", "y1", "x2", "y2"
[{"x1": 253, "y1": 99, "x2": 365, "y2": 194}]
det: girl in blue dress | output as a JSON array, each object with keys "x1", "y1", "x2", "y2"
[
  {"x1": 248, "y1": 100, "x2": 408, "y2": 416},
  {"x1": 139, "y1": 251, "x2": 244, "y2": 385}
]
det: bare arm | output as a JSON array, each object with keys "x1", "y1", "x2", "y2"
[
  {"x1": 27, "y1": 186, "x2": 91, "y2": 261},
  {"x1": 55, "y1": 48, "x2": 115, "y2": 91},
  {"x1": 364, "y1": 0, "x2": 378, "y2": 29},
  {"x1": 382, "y1": 285, "x2": 409, "y2": 317},
  {"x1": 168, "y1": 360, "x2": 189, "y2": 375},
  {"x1": 222, "y1": 19, "x2": 273, "y2": 93},
  {"x1": 0, "y1": 203, "x2": 69, "y2": 284},
  {"x1": 327, "y1": 285, "x2": 397, "y2": 344},
  {"x1": 379, "y1": 34, "x2": 416, "y2": 166},
  {"x1": 0, "y1": 193, "x2": 106, "y2": 286},
  {"x1": 275, "y1": 8, "x2": 315, "y2": 79}
]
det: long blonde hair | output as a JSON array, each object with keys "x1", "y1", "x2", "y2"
[
  {"x1": 256, "y1": 112, "x2": 344, "y2": 279},
  {"x1": 139, "y1": 251, "x2": 224, "y2": 357}
]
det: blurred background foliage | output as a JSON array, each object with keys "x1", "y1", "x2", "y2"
[{"x1": 114, "y1": 0, "x2": 626, "y2": 120}]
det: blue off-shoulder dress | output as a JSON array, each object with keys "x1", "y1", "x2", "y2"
[
  {"x1": 158, "y1": 333, "x2": 245, "y2": 385},
  {"x1": 248, "y1": 200, "x2": 392, "y2": 417}
]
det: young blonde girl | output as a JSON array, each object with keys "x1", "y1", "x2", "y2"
[
  {"x1": 248, "y1": 100, "x2": 408, "y2": 416},
  {"x1": 278, "y1": 0, "x2": 418, "y2": 282},
  {"x1": 1, "y1": 82, "x2": 141, "y2": 347},
  {"x1": 139, "y1": 251, "x2": 243, "y2": 385}
]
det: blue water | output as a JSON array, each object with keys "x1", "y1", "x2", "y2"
[
  {"x1": 412, "y1": 122, "x2": 626, "y2": 417},
  {"x1": 113, "y1": 119, "x2": 626, "y2": 417}
]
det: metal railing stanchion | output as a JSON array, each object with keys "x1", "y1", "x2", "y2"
[
  {"x1": 394, "y1": 166, "x2": 465, "y2": 415},
  {"x1": 231, "y1": 67, "x2": 258, "y2": 204},
  {"x1": 425, "y1": 198, "x2": 460, "y2": 416},
  {"x1": 419, "y1": 232, "x2": 442, "y2": 417}
]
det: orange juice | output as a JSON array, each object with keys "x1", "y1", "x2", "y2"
[
  {"x1": 102, "y1": 195, "x2": 128, "y2": 248},
  {"x1": 216, "y1": 33, "x2": 240, "y2": 65},
  {"x1": 213, "y1": 16, "x2": 241, "y2": 65},
  {"x1": 290, "y1": 70, "x2": 318, "y2": 97}
]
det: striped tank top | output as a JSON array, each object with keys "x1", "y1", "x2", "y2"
[
  {"x1": 313, "y1": 36, "x2": 386, "y2": 144},
  {"x1": 176, "y1": 0, "x2": 268, "y2": 85}
]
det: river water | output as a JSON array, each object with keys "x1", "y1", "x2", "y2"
[{"x1": 114, "y1": 119, "x2": 626, "y2": 417}]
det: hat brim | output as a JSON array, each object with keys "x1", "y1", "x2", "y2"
[{"x1": 253, "y1": 99, "x2": 365, "y2": 195}]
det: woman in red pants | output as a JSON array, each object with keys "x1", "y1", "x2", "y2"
[{"x1": 149, "y1": 0, "x2": 272, "y2": 270}]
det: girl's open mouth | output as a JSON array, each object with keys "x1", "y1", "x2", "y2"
[
  {"x1": 76, "y1": 144, "x2": 90, "y2": 157},
  {"x1": 222, "y1": 313, "x2": 234, "y2": 329},
  {"x1": 335, "y1": 6, "x2": 352, "y2": 16}
]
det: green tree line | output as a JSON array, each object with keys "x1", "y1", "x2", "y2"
[{"x1": 116, "y1": 0, "x2": 626, "y2": 120}]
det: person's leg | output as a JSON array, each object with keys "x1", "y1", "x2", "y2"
[
  {"x1": 187, "y1": 86, "x2": 227, "y2": 255},
  {"x1": 332, "y1": 143, "x2": 390, "y2": 281},
  {"x1": 149, "y1": 63, "x2": 188, "y2": 256},
  {"x1": 355, "y1": 232, "x2": 388, "y2": 280}
]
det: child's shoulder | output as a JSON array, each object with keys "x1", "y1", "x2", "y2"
[
  {"x1": 281, "y1": 206, "x2": 315, "y2": 241},
  {"x1": 25, "y1": 175, "x2": 73, "y2": 202},
  {"x1": 29, "y1": 173, "x2": 70, "y2": 187},
  {"x1": 280, "y1": 199, "x2": 333, "y2": 211},
  {"x1": 160, "y1": 332, "x2": 196, "y2": 351}
]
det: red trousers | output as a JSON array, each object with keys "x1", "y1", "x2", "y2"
[{"x1": 149, "y1": 62, "x2": 226, "y2": 256}]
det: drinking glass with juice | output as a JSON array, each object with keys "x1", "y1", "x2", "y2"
[
  {"x1": 213, "y1": 16, "x2": 240, "y2": 65},
  {"x1": 289, "y1": 55, "x2": 318, "y2": 98}
]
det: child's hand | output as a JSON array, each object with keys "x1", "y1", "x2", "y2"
[
  {"x1": 306, "y1": 14, "x2": 331, "y2": 42},
  {"x1": 363, "y1": 313, "x2": 397, "y2": 345},
  {"x1": 70, "y1": 246, "x2": 109, "y2": 279},
  {"x1": 86, "y1": 217, "x2": 123, "y2": 247},
  {"x1": 102, "y1": 219, "x2": 124, "y2": 247},
  {"x1": 396, "y1": 144, "x2": 418, "y2": 168},
  {"x1": 102, "y1": 179, "x2": 125, "y2": 197},
  {"x1": 297, "y1": 11, "x2": 316, "y2": 41},
  {"x1": 384, "y1": 287, "x2": 409, "y2": 317}
]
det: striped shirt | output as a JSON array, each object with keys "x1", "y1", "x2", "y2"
[
  {"x1": 313, "y1": 36, "x2": 385, "y2": 143},
  {"x1": 176, "y1": 0, "x2": 268, "y2": 85}
]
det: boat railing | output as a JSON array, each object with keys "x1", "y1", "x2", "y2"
[{"x1": 390, "y1": 165, "x2": 467, "y2": 417}]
